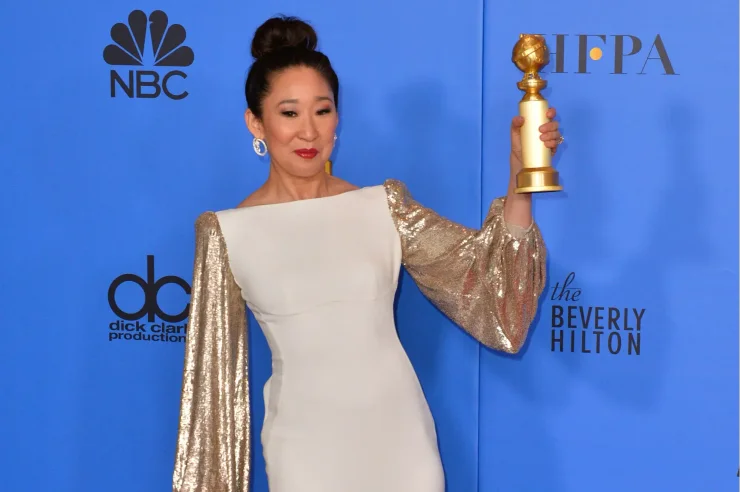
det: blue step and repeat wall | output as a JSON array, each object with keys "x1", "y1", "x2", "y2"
[{"x1": 1, "y1": 0, "x2": 737, "y2": 491}]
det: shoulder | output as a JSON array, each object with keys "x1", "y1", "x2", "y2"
[
  {"x1": 382, "y1": 178, "x2": 409, "y2": 195},
  {"x1": 194, "y1": 211, "x2": 224, "y2": 238},
  {"x1": 382, "y1": 178, "x2": 415, "y2": 209}
]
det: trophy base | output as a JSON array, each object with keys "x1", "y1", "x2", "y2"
[{"x1": 514, "y1": 167, "x2": 563, "y2": 193}]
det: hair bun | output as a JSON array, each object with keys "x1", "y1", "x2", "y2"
[{"x1": 251, "y1": 15, "x2": 318, "y2": 59}]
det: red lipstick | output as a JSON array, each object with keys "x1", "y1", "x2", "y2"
[{"x1": 294, "y1": 148, "x2": 318, "y2": 159}]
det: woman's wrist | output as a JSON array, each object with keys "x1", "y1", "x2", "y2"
[{"x1": 503, "y1": 174, "x2": 533, "y2": 228}]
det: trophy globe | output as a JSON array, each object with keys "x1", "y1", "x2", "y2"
[{"x1": 512, "y1": 34, "x2": 550, "y2": 90}]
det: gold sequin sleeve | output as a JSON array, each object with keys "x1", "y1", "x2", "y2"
[
  {"x1": 384, "y1": 179, "x2": 546, "y2": 354},
  {"x1": 172, "y1": 212, "x2": 251, "y2": 492}
]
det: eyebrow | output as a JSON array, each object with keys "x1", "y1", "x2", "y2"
[{"x1": 277, "y1": 96, "x2": 334, "y2": 105}]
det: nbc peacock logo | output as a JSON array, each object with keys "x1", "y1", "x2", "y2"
[{"x1": 103, "y1": 10, "x2": 194, "y2": 100}]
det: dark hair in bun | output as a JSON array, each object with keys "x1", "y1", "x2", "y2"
[{"x1": 245, "y1": 16, "x2": 339, "y2": 119}]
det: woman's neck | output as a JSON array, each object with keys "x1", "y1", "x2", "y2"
[{"x1": 264, "y1": 165, "x2": 333, "y2": 202}]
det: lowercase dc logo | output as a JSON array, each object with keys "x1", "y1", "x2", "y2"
[
  {"x1": 103, "y1": 10, "x2": 194, "y2": 100},
  {"x1": 107, "y1": 255, "x2": 191, "y2": 344}
]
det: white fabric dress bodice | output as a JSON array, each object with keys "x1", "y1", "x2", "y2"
[{"x1": 215, "y1": 185, "x2": 445, "y2": 492}]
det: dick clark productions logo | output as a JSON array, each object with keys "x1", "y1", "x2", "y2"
[
  {"x1": 549, "y1": 272, "x2": 646, "y2": 355},
  {"x1": 107, "y1": 255, "x2": 190, "y2": 343},
  {"x1": 103, "y1": 10, "x2": 194, "y2": 100}
]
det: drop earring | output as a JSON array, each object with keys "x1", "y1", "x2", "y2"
[{"x1": 253, "y1": 137, "x2": 267, "y2": 156}]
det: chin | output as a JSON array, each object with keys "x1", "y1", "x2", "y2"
[{"x1": 289, "y1": 158, "x2": 327, "y2": 177}]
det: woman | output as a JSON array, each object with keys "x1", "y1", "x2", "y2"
[{"x1": 172, "y1": 15, "x2": 562, "y2": 492}]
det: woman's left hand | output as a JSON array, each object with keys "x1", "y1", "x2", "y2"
[{"x1": 509, "y1": 107, "x2": 563, "y2": 176}]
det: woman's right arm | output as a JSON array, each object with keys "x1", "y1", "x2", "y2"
[{"x1": 172, "y1": 212, "x2": 252, "y2": 492}]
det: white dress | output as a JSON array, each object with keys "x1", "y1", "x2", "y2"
[{"x1": 171, "y1": 179, "x2": 546, "y2": 492}]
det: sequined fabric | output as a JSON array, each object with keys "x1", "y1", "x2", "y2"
[
  {"x1": 172, "y1": 212, "x2": 251, "y2": 492},
  {"x1": 384, "y1": 179, "x2": 546, "y2": 353}
]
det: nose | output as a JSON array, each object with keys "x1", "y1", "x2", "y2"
[{"x1": 299, "y1": 115, "x2": 319, "y2": 141}]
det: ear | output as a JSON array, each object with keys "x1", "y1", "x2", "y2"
[{"x1": 244, "y1": 109, "x2": 264, "y2": 139}]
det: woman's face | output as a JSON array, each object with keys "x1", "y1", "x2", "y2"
[{"x1": 246, "y1": 66, "x2": 338, "y2": 178}]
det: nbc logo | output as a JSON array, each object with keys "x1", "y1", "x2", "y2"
[{"x1": 103, "y1": 10, "x2": 194, "y2": 100}]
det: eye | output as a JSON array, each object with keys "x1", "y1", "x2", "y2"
[
  {"x1": 281, "y1": 110, "x2": 297, "y2": 117},
  {"x1": 317, "y1": 108, "x2": 333, "y2": 115}
]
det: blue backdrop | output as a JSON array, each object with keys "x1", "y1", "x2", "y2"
[{"x1": 0, "y1": 1, "x2": 737, "y2": 491}]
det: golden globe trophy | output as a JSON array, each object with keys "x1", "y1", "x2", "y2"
[{"x1": 512, "y1": 34, "x2": 562, "y2": 193}]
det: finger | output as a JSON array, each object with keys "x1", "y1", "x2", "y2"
[
  {"x1": 546, "y1": 107, "x2": 557, "y2": 119},
  {"x1": 540, "y1": 131, "x2": 561, "y2": 142},
  {"x1": 539, "y1": 121, "x2": 559, "y2": 133},
  {"x1": 511, "y1": 115, "x2": 525, "y2": 128}
]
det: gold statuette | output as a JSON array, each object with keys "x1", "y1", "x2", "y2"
[{"x1": 512, "y1": 34, "x2": 562, "y2": 193}]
